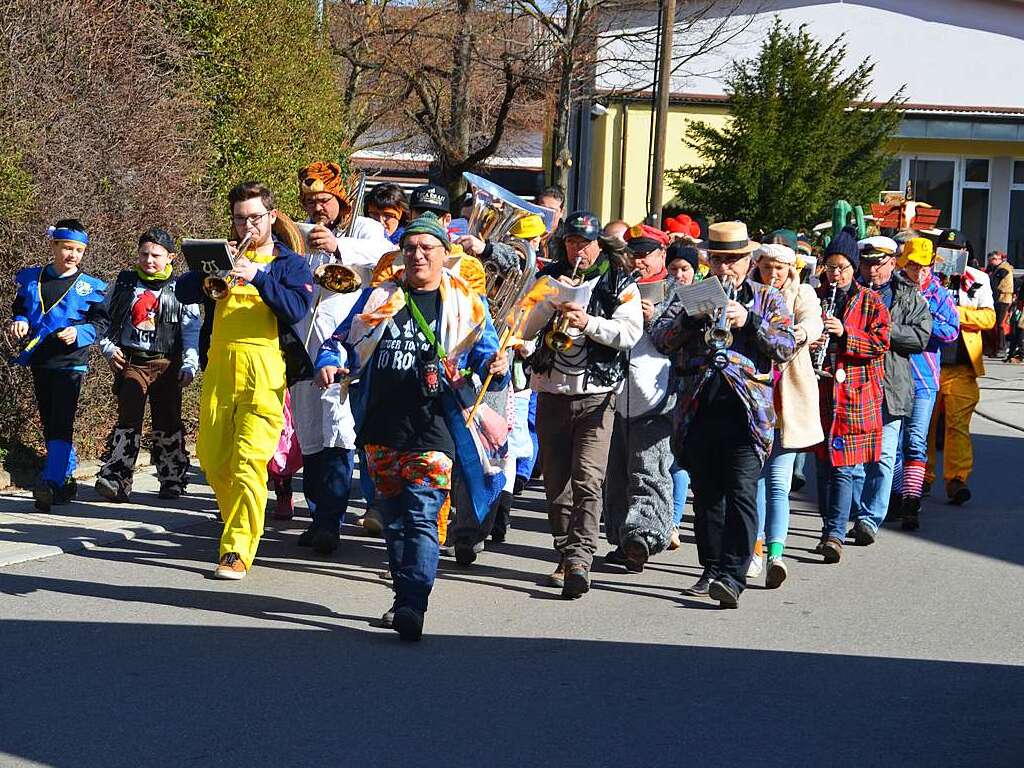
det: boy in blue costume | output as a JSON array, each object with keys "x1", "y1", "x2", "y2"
[{"x1": 7, "y1": 219, "x2": 107, "y2": 511}]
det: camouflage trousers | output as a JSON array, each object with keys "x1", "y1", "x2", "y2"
[{"x1": 97, "y1": 355, "x2": 190, "y2": 496}]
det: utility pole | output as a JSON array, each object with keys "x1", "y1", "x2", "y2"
[{"x1": 648, "y1": 0, "x2": 675, "y2": 225}]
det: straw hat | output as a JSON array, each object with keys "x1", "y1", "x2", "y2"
[{"x1": 707, "y1": 221, "x2": 759, "y2": 254}]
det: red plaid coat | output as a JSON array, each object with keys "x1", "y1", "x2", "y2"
[{"x1": 818, "y1": 282, "x2": 891, "y2": 466}]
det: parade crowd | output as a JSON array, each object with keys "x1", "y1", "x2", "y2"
[{"x1": 7, "y1": 162, "x2": 1008, "y2": 641}]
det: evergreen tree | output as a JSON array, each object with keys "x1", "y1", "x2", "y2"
[{"x1": 669, "y1": 19, "x2": 904, "y2": 233}]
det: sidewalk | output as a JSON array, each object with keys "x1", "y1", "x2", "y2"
[{"x1": 976, "y1": 357, "x2": 1024, "y2": 433}]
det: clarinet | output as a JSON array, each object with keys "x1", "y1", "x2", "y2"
[{"x1": 813, "y1": 282, "x2": 838, "y2": 378}]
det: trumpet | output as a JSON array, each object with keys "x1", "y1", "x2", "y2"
[
  {"x1": 812, "y1": 282, "x2": 839, "y2": 378},
  {"x1": 705, "y1": 279, "x2": 736, "y2": 369},
  {"x1": 544, "y1": 257, "x2": 583, "y2": 352},
  {"x1": 202, "y1": 233, "x2": 253, "y2": 300}
]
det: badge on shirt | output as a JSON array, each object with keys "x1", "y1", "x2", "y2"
[
  {"x1": 834, "y1": 368, "x2": 846, "y2": 384},
  {"x1": 74, "y1": 280, "x2": 92, "y2": 297},
  {"x1": 831, "y1": 436, "x2": 845, "y2": 452}
]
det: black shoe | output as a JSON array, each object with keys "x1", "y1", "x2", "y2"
[
  {"x1": 603, "y1": 547, "x2": 630, "y2": 569},
  {"x1": 158, "y1": 484, "x2": 182, "y2": 500},
  {"x1": 297, "y1": 525, "x2": 318, "y2": 547},
  {"x1": 311, "y1": 529, "x2": 339, "y2": 555},
  {"x1": 490, "y1": 529, "x2": 506, "y2": 544},
  {"x1": 561, "y1": 564, "x2": 590, "y2": 599},
  {"x1": 901, "y1": 496, "x2": 921, "y2": 530},
  {"x1": 32, "y1": 483, "x2": 54, "y2": 512},
  {"x1": 853, "y1": 520, "x2": 876, "y2": 546},
  {"x1": 791, "y1": 475, "x2": 806, "y2": 493},
  {"x1": 682, "y1": 571, "x2": 714, "y2": 597},
  {"x1": 54, "y1": 478, "x2": 77, "y2": 505},
  {"x1": 513, "y1": 475, "x2": 528, "y2": 496},
  {"x1": 454, "y1": 540, "x2": 482, "y2": 567},
  {"x1": 886, "y1": 493, "x2": 903, "y2": 524},
  {"x1": 393, "y1": 606, "x2": 424, "y2": 641},
  {"x1": 708, "y1": 579, "x2": 739, "y2": 608},
  {"x1": 622, "y1": 539, "x2": 649, "y2": 573},
  {"x1": 948, "y1": 480, "x2": 971, "y2": 506}
]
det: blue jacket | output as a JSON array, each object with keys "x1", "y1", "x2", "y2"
[
  {"x1": 12, "y1": 266, "x2": 107, "y2": 369},
  {"x1": 175, "y1": 242, "x2": 315, "y2": 382}
]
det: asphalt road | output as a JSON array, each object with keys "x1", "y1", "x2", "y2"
[{"x1": 1, "y1": 367, "x2": 1022, "y2": 768}]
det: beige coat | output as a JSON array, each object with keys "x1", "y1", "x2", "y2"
[{"x1": 774, "y1": 269, "x2": 825, "y2": 450}]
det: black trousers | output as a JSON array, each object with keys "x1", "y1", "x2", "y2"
[
  {"x1": 31, "y1": 367, "x2": 83, "y2": 444},
  {"x1": 680, "y1": 392, "x2": 762, "y2": 593}
]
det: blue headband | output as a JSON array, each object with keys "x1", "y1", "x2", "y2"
[{"x1": 48, "y1": 226, "x2": 89, "y2": 245}]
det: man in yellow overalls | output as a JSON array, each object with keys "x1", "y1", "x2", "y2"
[
  {"x1": 177, "y1": 182, "x2": 314, "y2": 579},
  {"x1": 927, "y1": 229, "x2": 995, "y2": 506}
]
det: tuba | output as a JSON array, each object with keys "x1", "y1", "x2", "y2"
[{"x1": 463, "y1": 172, "x2": 554, "y2": 334}]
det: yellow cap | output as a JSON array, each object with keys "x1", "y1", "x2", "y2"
[
  {"x1": 899, "y1": 237, "x2": 935, "y2": 267},
  {"x1": 510, "y1": 214, "x2": 546, "y2": 240}
]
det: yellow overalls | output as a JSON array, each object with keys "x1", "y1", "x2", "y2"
[{"x1": 197, "y1": 254, "x2": 286, "y2": 570}]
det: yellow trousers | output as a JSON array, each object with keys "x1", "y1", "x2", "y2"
[
  {"x1": 927, "y1": 364, "x2": 979, "y2": 489},
  {"x1": 197, "y1": 344, "x2": 285, "y2": 569}
]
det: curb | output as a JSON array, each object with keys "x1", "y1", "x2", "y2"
[{"x1": 0, "y1": 512, "x2": 215, "y2": 570}]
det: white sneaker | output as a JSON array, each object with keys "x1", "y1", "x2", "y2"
[
  {"x1": 746, "y1": 553, "x2": 763, "y2": 580},
  {"x1": 766, "y1": 556, "x2": 788, "y2": 589}
]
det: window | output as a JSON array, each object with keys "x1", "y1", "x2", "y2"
[
  {"x1": 908, "y1": 159, "x2": 954, "y2": 228},
  {"x1": 882, "y1": 159, "x2": 902, "y2": 191},
  {"x1": 1014, "y1": 160, "x2": 1024, "y2": 186},
  {"x1": 961, "y1": 159, "x2": 991, "y2": 258},
  {"x1": 1010, "y1": 163, "x2": 1024, "y2": 268},
  {"x1": 964, "y1": 158, "x2": 990, "y2": 184}
]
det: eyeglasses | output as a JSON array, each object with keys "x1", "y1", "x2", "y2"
[
  {"x1": 303, "y1": 195, "x2": 336, "y2": 209},
  {"x1": 231, "y1": 211, "x2": 271, "y2": 226},
  {"x1": 709, "y1": 253, "x2": 749, "y2": 266},
  {"x1": 402, "y1": 243, "x2": 443, "y2": 256},
  {"x1": 824, "y1": 263, "x2": 853, "y2": 274},
  {"x1": 861, "y1": 256, "x2": 892, "y2": 267}
]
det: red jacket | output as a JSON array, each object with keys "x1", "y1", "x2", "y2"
[{"x1": 818, "y1": 282, "x2": 891, "y2": 466}]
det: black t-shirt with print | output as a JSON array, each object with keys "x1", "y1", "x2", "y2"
[{"x1": 358, "y1": 287, "x2": 455, "y2": 457}]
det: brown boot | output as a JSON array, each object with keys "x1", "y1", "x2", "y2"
[{"x1": 822, "y1": 537, "x2": 843, "y2": 564}]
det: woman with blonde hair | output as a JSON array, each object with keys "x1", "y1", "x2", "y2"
[{"x1": 749, "y1": 243, "x2": 824, "y2": 587}]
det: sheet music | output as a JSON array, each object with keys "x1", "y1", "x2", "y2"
[
  {"x1": 675, "y1": 275, "x2": 729, "y2": 319},
  {"x1": 181, "y1": 239, "x2": 234, "y2": 275}
]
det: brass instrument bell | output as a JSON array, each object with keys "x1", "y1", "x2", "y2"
[{"x1": 314, "y1": 262, "x2": 362, "y2": 294}]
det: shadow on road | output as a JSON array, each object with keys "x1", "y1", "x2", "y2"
[{"x1": 0, "y1": 610, "x2": 1019, "y2": 768}]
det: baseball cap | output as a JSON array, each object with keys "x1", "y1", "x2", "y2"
[
  {"x1": 410, "y1": 184, "x2": 450, "y2": 215},
  {"x1": 563, "y1": 211, "x2": 600, "y2": 241}
]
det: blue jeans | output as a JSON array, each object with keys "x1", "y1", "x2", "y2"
[
  {"x1": 851, "y1": 413, "x2": 902, "y2": 532},
  {"x1": 755, "y1": 433, "x2": 798, "y2": 547},
  {"x1": 379, "y1": 483, "x2": 447, "y2": 614},
  {"x1": 671, "y1": 463, "x2": 690, "y2": 526},
  {"x1": 304, "y1": 447, "x2": 354, "y2": 531},
  {"x1": 895, "y1": 389, "x2": 938, "y2": 482},
  {"x1": 820, "y1": 461, "x2": 860, "y2": 541}
]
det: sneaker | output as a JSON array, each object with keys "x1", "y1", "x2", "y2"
[
  {"x1": 668, "y1": 529, "x2": 682, "y2": 551},
  {"x1": 822, "y1": 537, "x2": 843, "y2": 564},
  {"x1": 32, "y1": 483, "x2": 54, "y2": 512},
  {"x1": 94, "y1": 475, "x2": 129, "y2": 503},
  {"x1": 455, "y1": 540, "x2": 483, "y2": 567},
  {"x1": 853, "y1": 520, "x2": 876, "y2": 546},
  {"x1": 547, "y1": 558, "x2": 566, "y2": 588},
  {"x1": 765, "y1": 557, "x2": 788, "y2": 589},
  {"x1": 561, "y1": 563, "x2": 590, "y2": 599},
  {"x1": 682, "y1": 570, "x2": 715, "y2": 597},
  {"x1": 380, "y1": 603, "x2": 397, "y2": 629},
  {"x1": 214, "y1": 552, "x2": 247, "y2": 580},
  {"x1": 947, "y1": 479, "x2": 971, "y2": 506},
  {"x1": 746, "y1": 553, "x2": 764, "y2": 580},
  {"x1": 361, "y1": 506, "x2": 384, "y2": 537},
  {"x1": 901, "y1": 496, "x2": 921, "y2": 531},
  {"x1": 311, "y1": 529, "x2": 339, "y2": 555},
  {"x1": 708, "y1": 579, "x2": 739, "y2": 608},
  {"x1": 393, "y1": 606, "x2": 424, "y2": 642},
  {"x1": 297, "y1": 525, "x2": 317, "y2": 547}
]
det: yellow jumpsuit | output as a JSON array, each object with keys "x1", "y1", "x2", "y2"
[
  {"x1": 927, "y1": 302, "x2": 995, "y2": 492},
  {"x1": 197, "y1": 255, "x2": 286, "y2": 570}
]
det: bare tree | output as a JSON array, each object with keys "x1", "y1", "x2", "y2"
[
  {"x1": 329, "y1": 0, "x2": 549, "y2": 196},
  {"x1": 512, "y1": 0, "x2": 758, "y2": 192}
]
